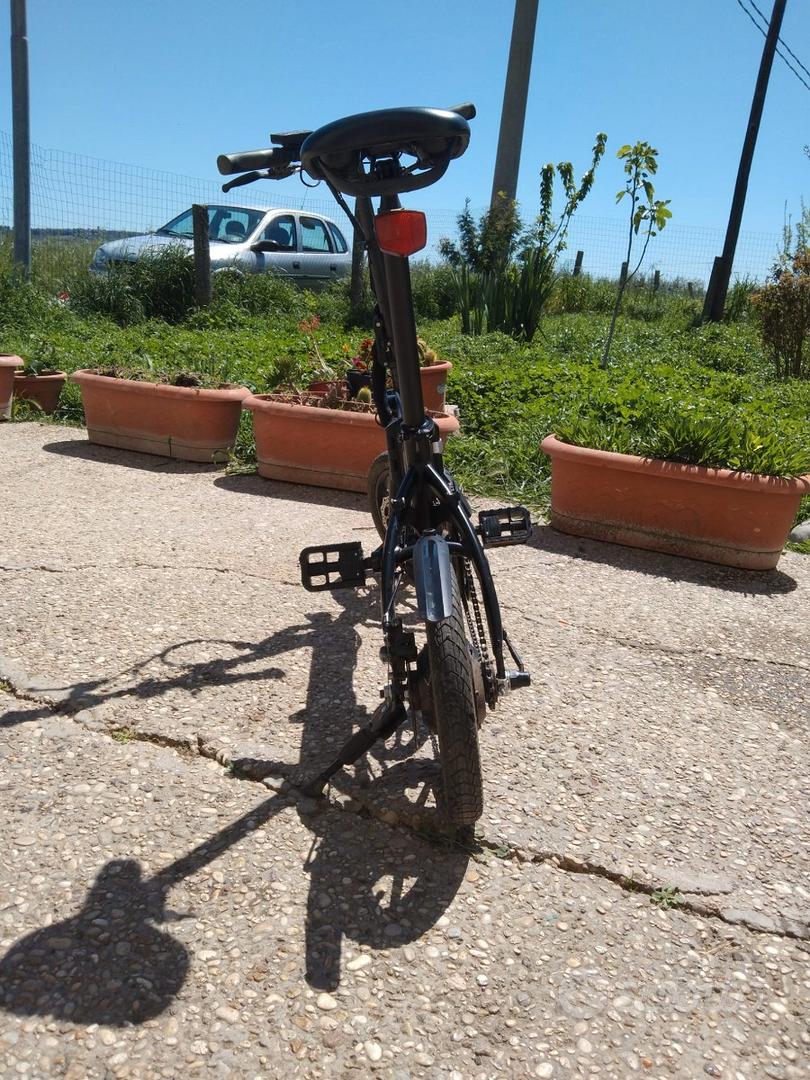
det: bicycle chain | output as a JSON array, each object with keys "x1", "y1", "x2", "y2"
[{"x1": 463, "y1": 558, "x2": 496, "y2": 701}]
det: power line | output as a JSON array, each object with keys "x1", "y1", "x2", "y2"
[
  {"x1": 748, "y1": 0, "x2": 810, "y2": 81},
  {"x1": 735, "y1": 0, "x2": 810, "y2": 92}
]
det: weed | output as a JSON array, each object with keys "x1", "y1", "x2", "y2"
[
  {"x1": 650, "y1": 886, "x2": 682, "y2": 909},
  {"x1": 110, "y1": 728, "x2": 135, "y2": 743}
]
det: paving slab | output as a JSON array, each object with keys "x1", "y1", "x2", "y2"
[
  {"x1": 1, "y1": 696, "x2": 809, "y2": 1079},
  {"x1": 1, "y1": 422, "x2": 810, "y2": 1076}
]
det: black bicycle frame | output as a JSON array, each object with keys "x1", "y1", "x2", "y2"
[{"x1": 355, "y1": 194, "x2": 507, "y2": 685}]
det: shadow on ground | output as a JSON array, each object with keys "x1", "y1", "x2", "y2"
[
  {"x1": 42, "y1": 439, "x2": 222, "y2": 474},
  {"x1": 527, "y1": 521, "x2": 798, "y2": 595},
  {"x1": 0, "y1": 585, "x2": 468, "y2": 1023},
  {"x1": 213, "y1": 472, "x2": 370, "y2": 516}
]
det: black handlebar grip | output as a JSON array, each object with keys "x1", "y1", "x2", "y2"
[
  {"x1": 446, "y1": 102, "x2": 476, "y2": 120},
  {"x1": 217, "y1": 147, "x2": 293, "y2": 175}
]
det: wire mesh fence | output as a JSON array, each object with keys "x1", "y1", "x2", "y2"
[{"x1": 0, "y1": 131, "x2": 782, "y2": 285}]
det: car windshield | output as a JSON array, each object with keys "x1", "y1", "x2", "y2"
[{"x1": 156, "y1": 206, "x2": 265, "y2": 244}]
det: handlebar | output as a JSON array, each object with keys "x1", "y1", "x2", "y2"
[{"x1": 216, "y1": 146, "x2": 296, "y2": 176}]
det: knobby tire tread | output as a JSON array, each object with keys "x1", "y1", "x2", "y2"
[{"x1": 426, "y1": 574, "x2": 484, "y2": 826}]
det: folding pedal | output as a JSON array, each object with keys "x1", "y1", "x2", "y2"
[
  {"x1": 477, "y1": 506, "x2": 532, "y2": 546},
  {"x1": 299, "y1": 542, "x2": 366, "y2": 591}
]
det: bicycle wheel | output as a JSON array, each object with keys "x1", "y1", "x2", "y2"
[
  {"x1": 425, "y1": 567, "x2": 484, "y2": 826},
  {"x1": 367, "y1": 452, "x2": 390, "y2": 542}
]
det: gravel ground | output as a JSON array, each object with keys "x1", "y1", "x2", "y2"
[{"x1": 1, "y1": 421, "x2": 809, "y2": 1078}]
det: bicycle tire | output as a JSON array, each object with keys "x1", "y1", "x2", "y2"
[
  {"x1": 367, "y1": 452, "x2": 390, "y2": 542},
  {"x1": 425, "y1": 568, "x2": 484, "y2": 826}
]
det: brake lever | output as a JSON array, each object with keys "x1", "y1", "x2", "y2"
[
  {"x1": 222, "y1": 171, "x2": 262, "y2": 193},
  {"x1": 221, "y1": 165, "x2": 298, "y2": 193}
]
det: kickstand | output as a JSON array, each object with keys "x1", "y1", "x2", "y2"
[{"x1": 300, "y1": 698, "x2": 407, "y2": 798}]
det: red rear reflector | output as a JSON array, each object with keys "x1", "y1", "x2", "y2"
[{"x1": 375, "y1": 210, "x2": 427, "y2": 257}]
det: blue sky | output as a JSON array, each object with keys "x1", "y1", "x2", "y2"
[{"x1": 1, "y1": 0, "x2": 808, "y2": 272}]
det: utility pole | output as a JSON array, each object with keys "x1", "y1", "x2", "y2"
[
  {"x1": 490, "y1": 0, "x2": 540, "y2": 209},
  {"x1": 10, "y1": 0, "x2": 31, "y2": 278},
  {"x1": 702, "y1": 0, "x2": 787, "y2": 322}
]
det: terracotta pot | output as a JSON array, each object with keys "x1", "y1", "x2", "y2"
[
  {"x1": 0, "y1": 355, "x2": 23, "y2": 420},
  {"x1": 541, "y1": 434, "x2": 810, "y2": 571},
  {"x1": 13, "y1": 371, "x2": 67, "y2": 414},
  {"x1": 245, "y1": 394, "x2": 460, "y2": 492},
  {"x1": 71, "y1": 369, "x2": 249, "y2": 463},
  {"x1": 420, "y1": 361, "x2": 452, "y2": 412}
]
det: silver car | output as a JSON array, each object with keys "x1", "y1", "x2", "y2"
[{"x1": 89, "y1": 204, "x2": 352, "y2": 287}]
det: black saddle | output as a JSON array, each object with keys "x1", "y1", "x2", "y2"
[{"x1": 298, "y1": 106, "x2": 471, "y2": 197}]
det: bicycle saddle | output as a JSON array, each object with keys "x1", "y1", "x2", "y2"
[{"x1": 300, "y1": 106, "x2": 471, "y2": 197}]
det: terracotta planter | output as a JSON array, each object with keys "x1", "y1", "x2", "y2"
[
  {"x1": 541, "y1": 434, "x2": 810, "y2": 571},
  {"x1": 246, "y1": 394, "x2": 460, "y2": 492},
  {"x1": 309, "y1": 362, "x2": 452, "y2": 411},
  {"x1": 71, "y1": 369, "x2": 249, "y2": 463},
  {"x1": 0, "y1": 355, "x2": 23, "y2": 420},
  {"x1": 420, "y1": 361, "x2": 452, "y2": 412},
  {"x1": 13, "y1": 371, "x2": 67, "y2": 414}
]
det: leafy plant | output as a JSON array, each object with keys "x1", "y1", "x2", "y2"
[
  {"x1": 751, "y1": 252, "x2": 810, "y2": 379},
  {"x1": 445, "y1": 136, "x2": 606, "y2": 342},
  {"x1": 526, "y1": 132, "x2": 608, "y2": 257},
  {"x1": 439, "y1": 192, "x2": 523, "y2": 274},
  {"x1": 650, "y1": 886, "x2": 682, "y2": 910},
  {"x1": 601, "y1": 141, "x2": 672, "y2": 367}
]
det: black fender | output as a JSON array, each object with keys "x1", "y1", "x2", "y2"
[{"x1": 412, "y1": 534, "x2": 454, "y2": 622}]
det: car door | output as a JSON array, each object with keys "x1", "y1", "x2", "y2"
[
  {"x1": 298, "y1": 214, "x2": 339, "y2": 287},
  {"x1": 248, "y1": 213, "x2": 300, "y2": 279}
]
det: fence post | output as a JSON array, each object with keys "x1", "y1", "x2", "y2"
[
  {"x1": 572, "y1": 250, "x2": 583, "y2": 276},
  {"x1": 349, "y1": 202, "x2": 365, "y2": 312},
  {"x1": 687, "y1": 281, "x2": 694, "y2": 298},
  {"x1": 619, "y1": 261, "x2": 628, "y2": 287},
  {"x1": 11, "y1": 0, "x2": 31, "y2": 279},
  {"x1": 192, "y1": 204, "x2": 211, "y2": 307},
  {"x1": 653, "y1": 269, "x2": 660, "y2": 293}
]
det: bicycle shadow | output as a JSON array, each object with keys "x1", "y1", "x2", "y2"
[{"x1": 0, "y1": 585, "x2": 468, "y2": 1023}]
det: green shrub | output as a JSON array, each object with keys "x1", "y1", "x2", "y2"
[
  {"x1": 751, "y1": 253, "x2": 810, "y2": 379},
  {"x1": 410, "y1": 262, "x2": 457, "y2": 320}
]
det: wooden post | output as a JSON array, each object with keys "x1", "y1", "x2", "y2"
[
  {"x1": 573, "y1": 250, "x2": 583, "y2": 276},
  {"x1": 490, "y1": 0, "x2": 540, "y2": 209},
  {"x1": 687, "y1": 281, "x2": 694, "y2": 298},
  {"x1": 653, "y1": 269, "x2": 660, "y2": 293},
  {"x1": 192, "y1": 204, "x2": 211, "y2": 307},
  {"x1": 349, "y1": 214, "x2": 365, "y2": 312},
  {"x1": 703, "y1": 0, "x2": 787, "y2": 321},
  {"x1": 619, "y1": 261, "x2": 628, "y2": 287},
  {"x1": 11, "y1": 0, "x2": 31, "y2": 279}
]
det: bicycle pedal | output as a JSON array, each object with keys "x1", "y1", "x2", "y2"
[
  {"x1": 478, "y1": 506, "x2": 532, "y2": 546},
  {"x1": 299, "y1": 542, "x2": 366, "y2": 591}
]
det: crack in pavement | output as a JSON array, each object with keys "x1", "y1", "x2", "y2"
[
  {"x1": 517, "y1": 610, "x2": 810, "y2": 673},
  {"x1": 2, "y1": 656, "x2": 807, "y2": 944},
  {"x1": 0, "y1": 561, "x2": 296, "y2": 585}
]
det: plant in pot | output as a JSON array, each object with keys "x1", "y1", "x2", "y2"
[
  {"x1": 71, "y1": 350, "x2": 249, "y2": 463},
  {"x1": 541, "y1": 406, "x2": 810, "y2": 571},
  {"x1": 0, "y1": 354, "x2": 23, "y2": 420},
  {"x1": 306, "y1": 318, "x2": 453, "y2": 412},
  {"x1": 11, "y1": 335, "x2": 68, "y2": 415},
  {"x1": 245, "y1": 330, "x2": 459, "y2": 493}
]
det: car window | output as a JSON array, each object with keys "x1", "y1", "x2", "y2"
[
  {"x1": 300, "y1": 216, "x2": 333, "y2": 253},
  {"x1": 209, "y1": 207, "x2": 265, "y2": 244},
  {"x1": 157, "y1": 206, "x2": 264, "y2": 243},
  {"x1": 328, "y1": 223, "x2": 349, "y2": 253},
  {"x1": 261, "y1": 215, "x2": 296, "y2": 251}
]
